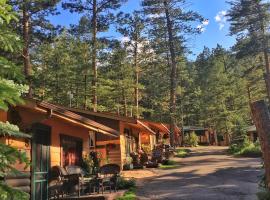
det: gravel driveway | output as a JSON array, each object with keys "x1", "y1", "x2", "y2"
[{"x1": 136, "y1": 146, "x2": 262, "y2": 200}]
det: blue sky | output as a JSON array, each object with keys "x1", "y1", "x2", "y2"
[{"x1": 50, "y1": 0, "x2": 235, "y2": 60}]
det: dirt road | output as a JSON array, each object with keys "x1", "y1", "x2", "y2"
[{"x1": 136, "y1": 146, "x2": 262, "y2": 200}]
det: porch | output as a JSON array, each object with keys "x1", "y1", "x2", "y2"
[{"x1": 1, "y1": 99, "x2": 119, "y2": 200}]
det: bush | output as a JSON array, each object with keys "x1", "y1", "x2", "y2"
[
  {"x1": 159, "y1": 160, "x2": 178, "y2": 169},
  {"x1": 257, "y1": 189, "x2": 270, "y2": 200},
  {"x1": 184, "y1": 132, "x2": 199, "y2": 147},
  {"x1": 228, "y1": 137, "x2": 261, "y2": 157},
  {"x1": 141, "y1": 144, "x2": 152, "y2": 155},
  {"x1": 117, "y1": 177, "x2": 136, "y2": 190},
  {"x1": 161, "y1": 160, "x2": 176, "y2": 165},
  {"x1": 116, "y1": 187, "x2": 136, "y2": 200},
  {"x1": 175, "y1": 149, "x2": 190, "y2": 158}
]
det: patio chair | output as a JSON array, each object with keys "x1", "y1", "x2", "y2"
[
  {"x1": 50, "y1": 166, "x2": 84, "y2": 197},
  {"x1": 65, "y1": 165, "x2": 94, "y2": 195},
  {"x1": 98, "y1": 164, "x2": 120, "y2": 194}
]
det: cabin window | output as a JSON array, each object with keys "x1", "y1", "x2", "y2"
[
  {"x1": 89, "y1": 131, "x2": 96, "y2": 148},
  {"x1": 60, "y1": 135, "x2": 83, "y2": 167},
  {"x1": 124, "y1": 128, "x2": 131, "y2": 156}
]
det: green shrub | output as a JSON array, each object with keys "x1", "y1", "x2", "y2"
[
  {"x1": 175, "y1": 149, "x2": 190, "y2": 158},
  {"x1": 257, "y1": 189, "x2": 270, "y2": 200},
  {"x1": 116, "y1": 187, "x2": 136, "y2": 200},
  {"x1": 159, "y1": 160, "x2": 178, "y2": 169},
  {"x1": 228, "y1": 137, "x2": 261, "y2": 157},
  {"x1": 117, "y1": 177, "x2": 136, "y2": 190},
  {"x1": 184, "y1": 132, "x2": 199, "y2": 147},
  {"x1": 141, "y1": 144, "x2": 152, "y2": 155},
  {"x1": 82, "y1": 155, "x2": 94, "y2": 174}
]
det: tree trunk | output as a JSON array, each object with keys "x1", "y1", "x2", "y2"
[
  {"x1": 247, "y1": 85, "x2": 252, "y2": 103},
  {"x1": 84, "y1": 74, "x2": 87, "y2": 109},
  {"x1": 22, "y1": 4, "x2": 32, "y2": 97},
  {"x1": 250, "y1": 100, "x2": 270, "y2": 189},
  {"x1": 164, "y1": 0, "x2": 177, "y2": 147},
  {"x1": 92, "y1": 0, "x2": 98, "y2": 112},
  {"x1": 257, "y1": 1, "x2": 270, "y2": 101},
  {"x1": 122, "y1": 89, "x2": 127, "y2": 117},
  {"x1": 134, "y1": 41, "x2": 139, "y2": 119},
  {"x1": 262, "y1": 37, "x2": 270, "y2": 101}
]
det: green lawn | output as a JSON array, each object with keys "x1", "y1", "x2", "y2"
[
  {"x1": 175, "y1": 148, "x2": 191, "y2": 158},
  {"x1": 159, "y1": 160, "x2": 179, "y2": 170},
  {"x1": 116, "y1": 187, "x2": 137, "y2": 200}
]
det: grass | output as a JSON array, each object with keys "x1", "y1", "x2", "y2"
[
  {"x1": 159, "y1": 160, "x2": 179, "y2": 170},
  {"x1": 116, "y1": 187, "x2": 137, "y2": 200},
  {"x1": 117, "y1": 177, "x2": 136, "y2": 190},
  {"x1": 175, "y1": 148, "x2": 191, "y2": 158},
  {"x1": 257, "y1": 189, "x2": 270, "y2": 200},
  {"x1": 228, "y1": 139, "x2": 262, "y2": 158}
]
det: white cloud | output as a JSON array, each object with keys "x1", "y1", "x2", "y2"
[
  {"x1": 119, "y1": 36, "x2": 130, "y2": 43},
  {"x1": 197, "y1": 19, "x2": 209, "y2": 33},
  {"x1": 215, "y1": 10, "x2": 227, "y2": 30},
  {"x1": 148, "y1": 14, "x2": 161, "y2": 18},
  {"x1": 202, "y1": 20, "x2": 209, "y2": 26}
]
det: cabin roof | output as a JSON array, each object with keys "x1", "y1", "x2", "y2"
[
  {"x1": 142, "y1": 121, "x2": 178, "y2": 134},
  {"x1": 183, "y1": 126, "x2": 207, "y2": 131},
  {"x1": 135, "y1": 120, "x2": 156, "y2": 135},
  {"x1": 67, "y1": 108, "x2": 156, "y2": 135},
  {"x1": 67, "y1": 107, "x2": 137, "y2": 123},
  {"x1": 21, "y1": 99, "x2": 119, "y2": 137},
  {"x1": 246, "y1": 125, "x2": 256, "y2": 132}
]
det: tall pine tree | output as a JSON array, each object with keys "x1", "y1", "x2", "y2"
[
  {"x1": 63, "y1": 0, "x2": 127, "y2": 111},
  {"x1": 142, "y1": 0, "x2": 203, "y2": 146}
]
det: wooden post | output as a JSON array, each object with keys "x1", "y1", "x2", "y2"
[
  {"x1": 251, "y1": 100, "x2": 270, "y2": 189},
  {"x1": 138, "y1": 132, "x2": 141, "y2": 150},
  {"x1": 214, "y1": 130, "x2": 218, "y2": 146}
]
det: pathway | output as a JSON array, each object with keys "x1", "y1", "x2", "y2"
[{"x1": 136, "y1": 146, "x2": 262, "y2": 200}]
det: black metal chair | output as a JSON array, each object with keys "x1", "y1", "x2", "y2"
[
  {"x1": 49, "y1": 166, "x2": 83, "y2": 197},
  {"x1": 98, "y1": 164, "x2": 120, "y2": 194},
  {"x1": 65, "y1": 165, "x2": 94, "y2": 196}
]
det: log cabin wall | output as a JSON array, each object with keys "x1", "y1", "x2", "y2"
[
  {"x1": 95, "y1": 138, "x2": 121, "y2": 167},
  {"x1": 0, "y1": 110, "x2": 7, "y2": 122},
  {"x1": 92, "y1": 117, "x2": 142, "y2": 168},
  {"x1": 140, "y1": 132, "x2": 156, "y2": 150},
  {"x1": 0, "y1": 110, "x2": 31, "y2": 195},
  {"x1": 119, "y1": 122, "x2": 140, "y2": 168},
  {"x1": 9, "y1": 107, "x2": 90, "y2": 167}
]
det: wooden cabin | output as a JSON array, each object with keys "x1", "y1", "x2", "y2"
[
  {"x1": 247, "y1": 125, "x2": 258, "y2": 143},
  {"x1": 183, "y1": 126, "x2": 217, "y2": 145},
  {"x1": 145, "y1": 121, "x2": 170, "y2": 144},
  {"x1": 67, "y1": 108, "x2": 156, "y2": 167},
  {"x1": 0, "y1": 99, "x2": 118, "y2": 200},
  {"x1": 165, "y1": 124, "x2": 182, "y2": 146},
  {"x1": 141, "y1": 121, "x2": 182, "y2": 146}
]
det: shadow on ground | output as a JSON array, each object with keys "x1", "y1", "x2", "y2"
[{"x1": 137, "y1": 147, "x2": 262, "y2": 200}]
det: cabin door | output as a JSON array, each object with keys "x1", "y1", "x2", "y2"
[{"x1": 31, "y1": 124, "x2": 51, "y2": 200}]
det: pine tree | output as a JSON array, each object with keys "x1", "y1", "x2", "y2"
[
  {"x1": 116, "y1": 11, "x2": 149, "y2": 118},
  {"x1": 63, "y1": 0, "x2": 127, "y2": 112},
  {"x1": 142, "y1": 0, "x2": 203, "y2": 146},
  {"x1": 0, "y1": 1, "x2": 29, "y2": 199},
  {"x1": 8, "y1": 0, "x2": 60, "y2": 97},
  {"x1": 99, "y1": 41, "x2": 134, "y2": 116},
  {"x1": 193, "y1": 45, "x2": 250, "y2": 139},
  {"x1": 227, "y1": 0, "x2": 270, "y2": 101}
]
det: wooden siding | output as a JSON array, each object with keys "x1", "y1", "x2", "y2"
[
  {"x1": 7, "y1": 107, "x2": 90, "y2": 167},
  {"x1": 0, "y1": 110, "x2": 7, "y2": 122},
  {"x1": 95, "y1": 139, "x2": 121, "y2": 167}
]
